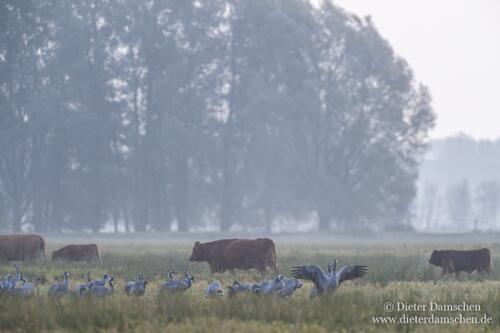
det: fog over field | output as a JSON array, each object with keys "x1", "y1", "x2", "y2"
[
  {"x1": 0, "y1": 0, "x2": 499, "y2": 332},
  {"x1": 1, "y1": 234, "x2": 499, "y2": 332},
  {"x1": 0, "y1": 0, "x2": 436, "y2": 235},
  {"x1": 0, "y1": 0, "x2": 498, "y2": 235}
]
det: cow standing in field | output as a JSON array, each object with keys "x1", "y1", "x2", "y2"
[
  {"x1": 188, "y1": 238, "x2": 277, "y2": 273},
  {"x1": 52, "y1": 244, "x2": 102, "y2": 264},
  {"x1": 0, "y1": 234, "x2": 47, "y2": 262},
  {"x1": 428, "y1": 248, "x2": 492, "y2": 277}
]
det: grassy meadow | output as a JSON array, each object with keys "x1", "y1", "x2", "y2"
[{"x1": 1, "y1": 232, "x2": 500, "y2": 332}]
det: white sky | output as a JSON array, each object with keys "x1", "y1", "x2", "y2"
[{"x1": 327, "y1": 0, "x2": 500, "y2": 140}]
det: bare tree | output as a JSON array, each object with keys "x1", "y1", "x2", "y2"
[
  {"x1": 420, "y1": 182, "x2": 438, "y2": 230},
  {"x1": 475, "y1": 181, "x2": 500, "y2": 231},
  {"x1": 445, "y1": 180, "x2": 471, "y2": 230}
]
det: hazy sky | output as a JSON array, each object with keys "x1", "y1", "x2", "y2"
[{"x1": 327, "y1": 0, "x2": 500, "y2": 140}]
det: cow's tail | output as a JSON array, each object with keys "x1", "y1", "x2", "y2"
[
  {"x1": 265, "y1": 239, "x2": 278, "y2": 272},
  {"x1": 96, "y1": 246, "x2": 102, "y2": 264},
  {"x1": 487, "y1": 249, "x2": 493, "y2": 273},
  {"x1": 40, "y1": 237, "x2": 47, "y2": 263}
]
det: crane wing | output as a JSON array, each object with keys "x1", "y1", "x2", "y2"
[
  {"x1": 337, "y1": 265, "x2": 367, "y2": 285},
  {"x1": 290, "y1": 265, "x2": 325, "y2": 290}
]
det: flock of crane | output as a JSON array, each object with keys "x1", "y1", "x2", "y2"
[{"x1": 0, "y1": 260, "x2": 367, "y2": 299}]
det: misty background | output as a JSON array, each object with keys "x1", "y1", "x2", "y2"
[{"x1": 0, "y1": 1, "x2": 497, "y2": 234}]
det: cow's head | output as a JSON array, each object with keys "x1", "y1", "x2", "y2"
[
  {"x1": 51, "y1": 250, "x2": 61, "y2": 260},
  {"x1": 428, "y1": 250, "x2": 443, "y2": 266},
  {"x1": 189, "y1": 241, "x2": 207, "y2": 262}
]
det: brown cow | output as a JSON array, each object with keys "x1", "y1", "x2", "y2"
[
  {"x1": 428, "y1": 248, "x2": 492, "y2": 277},
  {"x1": 189, "y1": 238, "x2": 277, "y2": 273},
  {"x1": 52, "y1": 244, "x2": 102, "y2": 264},
  {"x1": 0, "y1": 234, "x2": 47, "y2": 262}
]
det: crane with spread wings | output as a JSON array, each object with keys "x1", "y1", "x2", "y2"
[{"x1": 291, "y1": 260, "x2": 367, "y2": 297}]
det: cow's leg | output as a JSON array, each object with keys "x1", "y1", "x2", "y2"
[
  {"x1": 265, "y1": 252, "x2": 278, "y2": 273},
  {"x1": 446, "y1": 262, "x2": 456, "y2": 279},
  {"x1": 442, "y1": 264, "x2": 454, "y2": 279},
  {"x1": 264, "y1": 259, "x2": 277, "y2": 273},
  {"x1": 36, "y1": 247, "x2": 47, "y2": 264},
  {"x1": 256, "y1": 261, "x2": 267, "y2": 274}
]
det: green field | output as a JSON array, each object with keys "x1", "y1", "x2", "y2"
[{"x1": 1, "y1": 233, "x2": 499, "y2": 332}]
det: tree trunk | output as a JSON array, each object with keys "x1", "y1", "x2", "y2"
[
  {"x1": 219, "y1": 18, "x2": 239, "y2": 233},
  {"x1": 123, "y1": 207, "x2": 130, "y2": 233},
  {"x1": 219, "y1": 117, "x2": 236, "y2": 232},
  {"x1": 174, "y1": 148, "x2": 189, "y2": 232},
  {"x1": 12, "y1": 204, "x2": 22, "y2": 233},
  {"x1": 51, "y1": 199, "x2": 63, "y2": 233},
  {"x1": 32, "y1": 194, "x2": 44, "y2": 232},
  {"x1": 219, "y1": 146, "x2": 234, "y2": 232},
  {"x1": 113, "y1": 207, "x2": 119, "y2": 233}
]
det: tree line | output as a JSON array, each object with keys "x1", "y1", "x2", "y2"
[
  {"x1": 417, "y1": 135, "x2": 500, "y2": 232},
  {"x1": 0, "y1": 0, "x2": 434, "y2": 233}
]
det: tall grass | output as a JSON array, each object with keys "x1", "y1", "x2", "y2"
[{"x1": 0, "y1": 234, "x2": 499, "y2": 332}]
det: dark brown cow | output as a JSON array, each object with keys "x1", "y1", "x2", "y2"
[
  {"x1": 189, "y1": 238, "x2": 277, "y2": 273},
  {"x1": 428, "y1": 248, "x2": 492, "y2": 277},
  {"x1": 52, "y1": 244, "x2": 102, "y2": 264},
  {"x1": 0, "y1": 234, "x2": 47, "y2": 262}
]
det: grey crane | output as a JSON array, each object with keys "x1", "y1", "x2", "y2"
[
  {"x1": 6, "y1": 276, "x2": 40, "y2": 297},
  {"x1": 90, "y1": 277, "x2": 114, "y2": 297},
  {"x1": 309, "y1": 260, "x2": 337, "y2": 298},
  {"x1": 5, "y1": 277, "x2": 26, "y2": 297},
  {"x1": 160, "y1": 270, "x2": 194, "y2": 293},
  {"x1": 278, "y1": 278, "x2": 303, "y2": 297},
  {"x1": 257, "y1": 274, "x2": 285, "y2": 296},
  {"x1": 205, "y1": 280, "x2": 224, "y2": 298},
  {"x1": 291, "y1": 260, "x2": 367, "y2": 298},
  {"x1": 327, "y1": 260, "x2": 337, "y2": 275},
  {"x1": 1, "y1": 265, "x2": 21, "y2": 290},
  {"x1": 13, "y1": 263, "x2": 22, "y2": 286},
  {"x1": 226, "y1": 281, "x2": 257, "y2": 298},
  {"x1": 93, "y1": 273, "x2": 110, "y2": 287},
  {"x1": 124, "y1": 273, "x2": 148, "y2": 296},
  {"x1": 48, "y1": 272, "x2": 71, "y2": 297},
  {"x1": 74, "y1": 272, "x2": 93, "y2": 296},
  {"x1": 0, "y1": 274, "x2": 12, "y2": 291},
  {"x1": 5, "y1": 274, "x2": 15, "y2": 289}
]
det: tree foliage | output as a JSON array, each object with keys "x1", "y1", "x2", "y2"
[{"x1": 0, "y1": 0, "x2": 434, "y2": 232}]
